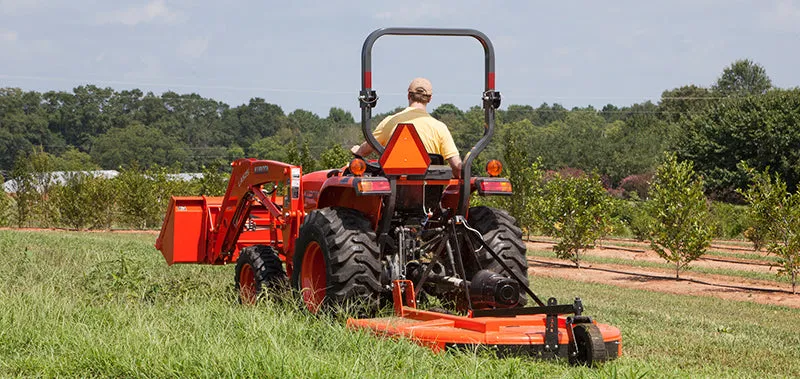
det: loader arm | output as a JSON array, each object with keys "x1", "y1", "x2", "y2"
[{"x1": 209, "y1": 158, "x2": 303, "y2": 264}]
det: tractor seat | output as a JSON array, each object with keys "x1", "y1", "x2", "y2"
[{"x1": 396, "y1": 153, "x2": 450, "y2": 214}]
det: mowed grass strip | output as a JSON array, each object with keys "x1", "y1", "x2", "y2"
[
  {"x1": 527, "y1": 248, "x2": 789, "y2": 285},
  {"x1": 0, "y1": 230, "x2": 798, "y2": 378}
]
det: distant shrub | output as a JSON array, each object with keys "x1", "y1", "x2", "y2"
[
  {"x1": 709, "y1": 202, "x2": 748, "y2": 239},
  {"x1": 545, "y1": 167, "x2": 586, "y2": 181},
  {"x1": 619, "y1": 173, "x2": 653, "y2": 200},
  {"x1": 611, "y1": 199, "x2": 652, "y2": 240}
]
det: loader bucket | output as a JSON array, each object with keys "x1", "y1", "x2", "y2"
[{"x1": 155, "y1": 196, "x2": 221, "y2": 265}]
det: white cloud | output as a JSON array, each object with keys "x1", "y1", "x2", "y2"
[
  {"x1": 760, "y1": 0, "x2": 800, "y2": 32},
  {"x1": 177, "y1": 37, "x2": 208, "y2": 59},
  {"x1": 0, "y1": 29, "x2": 17, "y2": 42},
  {"x1": 96, "y1": 0, "x2": 180, "y2": 26}
]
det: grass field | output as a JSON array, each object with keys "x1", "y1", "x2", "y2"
[{"x1": 1, "y1": 230, "x2": 799, "y2": 378}]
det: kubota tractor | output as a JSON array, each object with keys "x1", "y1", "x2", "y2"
[{"x1": 156, "y1": 27, "x2": 621, "y2": 365}]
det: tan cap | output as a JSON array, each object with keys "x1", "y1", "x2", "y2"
[{"x1": 408, "y1": 77, "x2": 432, "y2": 96}]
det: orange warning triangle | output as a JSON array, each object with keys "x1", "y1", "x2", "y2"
[{"x1": 379, "y1": 123, "x2": 431, "y2": 175}]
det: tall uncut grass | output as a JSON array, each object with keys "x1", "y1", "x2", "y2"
[{"x1": 1, "y1": 230, "x2": 799, "y2": 377}]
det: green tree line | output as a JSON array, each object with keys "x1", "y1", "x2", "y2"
[{"x1": 2, "y1": 58, "x2": 798, "y2": 200}]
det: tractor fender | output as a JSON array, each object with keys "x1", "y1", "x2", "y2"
[{"x1": 316, "y1": 176, "x2": 383, "y2": 229}]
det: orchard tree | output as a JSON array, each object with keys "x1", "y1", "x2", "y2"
[
  {"x1": 738, "y1": 164, "x2": 781, "y2": 251},
  {"x1": 9, "y1": 147, "x2": 57, "y2": 227},
  {"x1": 740, "y1": 166, "x2": 800, "y2": 293},
  {"x1": 540, "y1": 173, "x2": 612, "y2": 268},
  {"x1": 196, "y1": 161, "x2": 229, "y2": 196},
  {"x1": 285, "y1": 137, "x2": 317, "y2": 173},
  {"x1": 51, "y1": 173, "x2": 116, "y2": 230},
  {"x1": 502, "y1": 124, "x2": 544, "y2": 236},
  {"x1": 0, "y1": 192, "x2": 13, "y2": 226},
  {"x1": 114, "y1": 164, "x2": 161, "y2": 229},
  {"x1": 712, "y1": 59, "x2": 772, "y2": 97},
  {"x1": 319, "y1": 143, "x2": 351, "y2": 169},
  {"x1": 646, "y1": 154, "x2": 712, "y2": 279}
]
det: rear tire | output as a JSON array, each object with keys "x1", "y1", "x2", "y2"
[
  {"x1": 235, "y1": 245, "x2": 287, "y2": 305},
  {"x1": 291, "y1": 207, "x2": 382, "y2": 314},
  {"x1": 466, "y1": 206, "x2": 529, "y2": 306}
]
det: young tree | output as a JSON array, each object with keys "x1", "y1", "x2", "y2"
[
  {"x1": 740, "y1": 166, "x2": 800, "y2": 293},
  {"x1": 196, "y1": 161, "x2": 228, "y2": 196},
  {"x1": 0, "y1": 192, "x2": 14, "y2": 226},
  {"x1": 285, "y1": 136, "x2": 317, "y2": 172},
  {"x1": 319, "y1": 143, "x2": 351, "y2": 169},
  {"x1": 115, "y1": 164, "x2": 160, "y2": 229},
  {"x1": 51, "y1": 173, "x2": 95, "y2": 230},
  {"x1": 9, "y1": 154, "x2": 37, "y2": 227},
  {"x1": 540, "y1": 173, "x2": 612, "y2": 268},
  {"x1": 9, "y1": 148, "x2": 56, "y2": 227},
  {"x1": 646, "y1": 154, "x2": 712, "y2": 278},
  {"x1": 738, "y1": 164, "x2": 781, "y2": 251},
  {"x1": 502, "y1": 125, "x2": 544, "y2": 237}
]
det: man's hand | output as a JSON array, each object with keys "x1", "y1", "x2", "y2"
[{"x1": 351, "y1": 142, "x2": 374, "y2": 157}]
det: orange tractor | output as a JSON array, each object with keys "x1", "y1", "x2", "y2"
[{"x1": 156, "y1": 27, "x2": 621, "y2": 365}]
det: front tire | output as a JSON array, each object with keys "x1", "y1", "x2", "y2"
[
  {"x1": 291, "y1": 207, "x2": 382, "y2": 314},
  {"x1": 466, "y1": 206, "x2": 529, "y2": 306},
  {"x1": 235, "y1": 245, "x2": 287, "y2": 304}
]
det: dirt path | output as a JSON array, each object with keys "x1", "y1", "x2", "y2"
[{"x1": 526, "y1": 245, "x2": 800, "y2": 309}]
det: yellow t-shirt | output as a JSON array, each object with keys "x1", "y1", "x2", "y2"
[{"x1": 372, "y1": 107, "x2": 459, "y2": 160}]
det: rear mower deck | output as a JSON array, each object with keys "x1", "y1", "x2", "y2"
[{"x1": 347, "y1": 281, "x2": 621, "y2": 364}]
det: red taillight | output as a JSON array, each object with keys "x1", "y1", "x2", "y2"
[
  {"x1": 357, "y1": 180, "x2": 391, "y2": 194},
  {"x1": 479, "y1": 180, "x2": 512, "y2": 194}
]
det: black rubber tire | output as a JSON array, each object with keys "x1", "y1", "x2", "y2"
[
  {"x1": 234, "y1": 245, "x2": 287, "y2": 304},
  {"x1": 291, "y1": 207, "x2": 382, "y2": 314},
  {"x1": 569, "y1": 323, "x2": 609, "y2": 366},
  {"x1": 466, "y1": 206, "x2": 529, "y2": 306}
]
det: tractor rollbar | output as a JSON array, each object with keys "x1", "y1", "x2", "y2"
[{"x1": 359, "y1": 27, "x2": 500, "y2": 216}]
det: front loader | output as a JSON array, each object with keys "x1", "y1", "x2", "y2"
[{"x1": 155, "y1": 27, "x2": 621, "y2": 365}]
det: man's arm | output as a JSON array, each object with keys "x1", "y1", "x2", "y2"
[
  {"x1": 447, "y1": 156, "x2": 463, "y2": 179},
  {"x1": 351, "y1": 142, "x2": 375, "y2": 157}
]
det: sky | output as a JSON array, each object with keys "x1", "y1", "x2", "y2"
[{"x1": 1, "y1": 0, "x2": 799, "y2": 117}]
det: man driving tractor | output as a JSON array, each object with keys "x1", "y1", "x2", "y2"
[{"x1": 351, "y1": 77, "x2": 463, "y2": 178}]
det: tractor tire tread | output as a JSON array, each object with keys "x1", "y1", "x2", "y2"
[
  {"x1": 292, "y1": 207, "x2": 382, "y2": 311},
  {"x1": 234, "y1": 244, "x2": 287, "y2": 302},
  {"x1": 467, "y1": 206, "x2": 529, "y2": 306}
]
